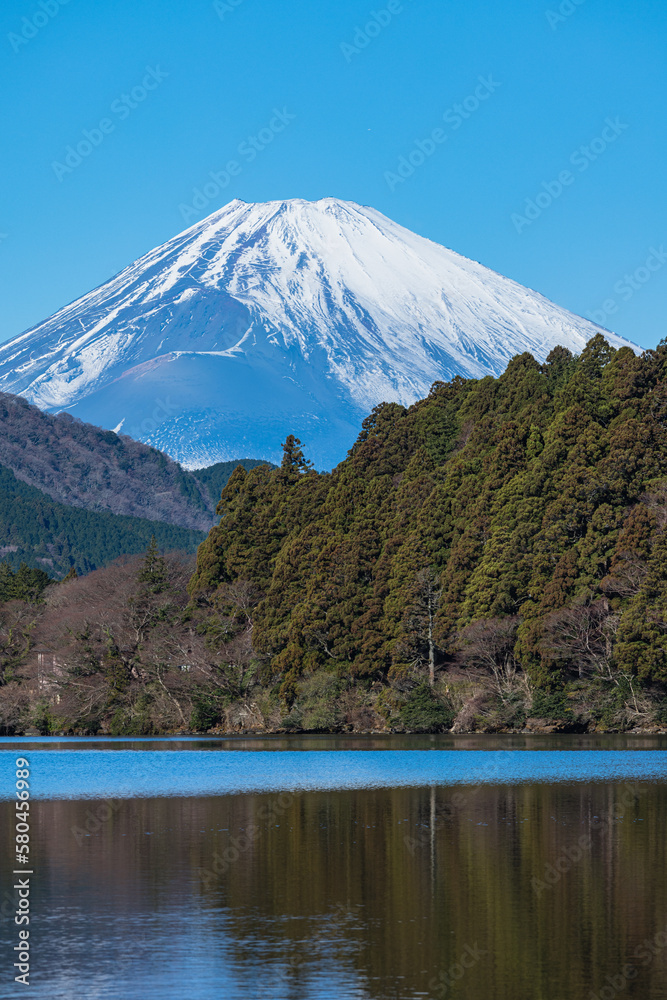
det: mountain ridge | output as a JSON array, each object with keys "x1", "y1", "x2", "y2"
[
  {"x1": 0, "y1": 392, "x2": 274, "y2": 532},
  {"x1": 0, "y1": 462, "x2": 205, "y2": 578},
  {"x1": 0, "y1": 391, "x2": 213, "y2": 529},
  {"x1": 0, "y1": 198, "x2": 641, "y2": 469}
]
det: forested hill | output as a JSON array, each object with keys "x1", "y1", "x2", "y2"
[
  {"x1": 193, "y1": 459, "x2": 277, "y2": 504},
  {"x1": 190, "y1": 335, "x2": 667, "y2": 706},
  {"x1": 0, "y1": 392, "x2": 215, "y2": 530},
  {"x1": 0, "y1": 463, "x2": 205, "y2": 577}
]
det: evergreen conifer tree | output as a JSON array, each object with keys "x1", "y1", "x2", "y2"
[{"x1": 138, "y1": 536, "x2": 169, "y2": 594}]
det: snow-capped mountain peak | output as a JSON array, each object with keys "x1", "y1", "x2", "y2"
[{"x1": 0, "y1": 198, "x2": 639, "y2": 468}]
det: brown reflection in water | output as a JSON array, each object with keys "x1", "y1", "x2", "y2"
[{"x1": 1, "y1": 783, "x2": 666, "y2": 999}]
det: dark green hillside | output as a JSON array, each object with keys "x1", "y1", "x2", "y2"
[
  {"x1": 0, "y1": 463, "x2": 206, "y2": 577},
  {"x1": 190, "y1": 335, "x2": 667, "y2": 721},
  {"x1": 193, "y1": 459, "x2": 276, "y2": 503}
]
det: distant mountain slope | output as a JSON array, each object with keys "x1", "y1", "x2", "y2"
[
  {"x1": 0, "y1": 199, "x2": 641, "y2": 470},
  {"x1": 0, "y1": 464, "x2": 205, "y2": 577},
  {"x1": 0, "y1": 392, "x2": 215, "y2": 529}
]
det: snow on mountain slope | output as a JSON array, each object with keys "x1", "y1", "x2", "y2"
[{"x1": 0, "y1": 198, "x2": 640, "y2": 469}]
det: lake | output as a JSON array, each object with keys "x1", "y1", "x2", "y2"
[{"x1": 1, "y1": 735, "x2": 666, "y2": 999}]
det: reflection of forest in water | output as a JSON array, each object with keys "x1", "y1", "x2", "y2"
[{"x1": 2, "y1": 782, "x2": 666, "y2": 999}]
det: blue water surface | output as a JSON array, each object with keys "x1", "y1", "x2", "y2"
[{"x1": 2, "y1": 749, "x2": 667, "y2": 799}]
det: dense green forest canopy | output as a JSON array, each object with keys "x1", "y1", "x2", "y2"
[
  {"x1": 193, "y1": 459, "x2": 277, "y2": 503},
  {"x1": 190, "y1": 335, "x2": 667, "y2": 706},
  {"x1": 2, "y1": 335, "x2": 667, "y2": 737},
  {"x1": 0, "y1": 562, "x2": 52, "y2": 603}
]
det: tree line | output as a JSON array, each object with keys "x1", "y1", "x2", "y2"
[
  {"x1": 188, "y1": 335, "x2": 667, "y2": 727},
  {"x1": 1, "y1": 335, "x2": 666, "y2": 734}
]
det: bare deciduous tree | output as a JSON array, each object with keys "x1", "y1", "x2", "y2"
[
  {"x1": 398, "y1": 567, "x2": 442, "y2": 686},
  {"x1": 541, "y1": 601, "x2": 618, "y2": 680},
  {"x1": 455, "y1": 616, "x2": 521, "y2": 703},
  {"x1": 602, "y1": 553, "x2": 648, "y2": 598}
]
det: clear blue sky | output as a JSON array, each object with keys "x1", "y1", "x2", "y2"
[{"x1": 1, "y1": 0, "x2": 666, "y2": 348}]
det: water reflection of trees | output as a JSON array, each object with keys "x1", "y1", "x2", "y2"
[{"x1": 6, "y1": 783, "x2": 666, "y2": 999}]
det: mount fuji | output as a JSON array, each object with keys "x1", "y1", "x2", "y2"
[{"x1": 0, "y1": 198, "x2": 640, "y2": 469}]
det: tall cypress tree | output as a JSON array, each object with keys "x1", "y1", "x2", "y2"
[{"x1": 138, "y1": 536, "x2": 169, "y2": 595}]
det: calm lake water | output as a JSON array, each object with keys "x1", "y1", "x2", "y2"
[{"x1": 1, "y1": 736, "x2": 666, "y2": 999}]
